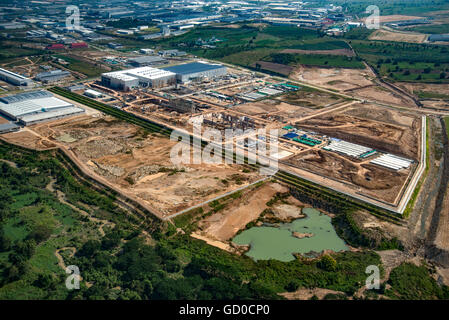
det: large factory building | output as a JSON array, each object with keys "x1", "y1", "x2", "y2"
[
  {"x1": 0, "y1": 91, "x2": 85, "y2": 125},
  {"x1": 162, "y1": 61, "x2": 227, "y2": 83},
  {"x1": 0, "y1": 68, "x2": 34, "y2": 87},
  {"x1": 101, "y1": 67, "x2": 176, "y2": 91}
]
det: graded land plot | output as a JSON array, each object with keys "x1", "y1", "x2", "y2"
[
  {"x1": 350, "y1": 85, "x2": 413, "y2": 107},
  {"x1": 296, "y1": 103, "x2": 421, "y2": 160},
  {"x1": 378, "y1": 15, "x2": 426, "y2": 23},
  {"x1": 0, "y1": 130, "x2": 56, "y2": 150},
  {"x1": 196, "y1": 182, "x2": 289, "y2": 242},
  {"x1": 291, "y1": 66, "x2": 376, "y2": 91},
  {"x1": 275, "y1": 86, "x2": 344, "y2": 109},
  {"x1": 368, "y1": 29, "x2": 428, "y2": 43},
  {"x1": 30, "y1": 115, "x2": 261, "y2": 217},
  {"x1": 283, "y1": 149, "x2": 411, "y2": 204},
  {"x1": 231, "y1": 99, "x2": 311, "y2": 122},
  {"x1": 398, "y1": 82, "x2": 449, "y2": 109}
]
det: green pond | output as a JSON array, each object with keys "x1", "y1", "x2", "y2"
[{"x1": 232, "y1": 208, "x2": 348, "y2": 262}]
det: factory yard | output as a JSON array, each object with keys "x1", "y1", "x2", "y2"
[{"x1": 28, "y1": 114, "x2": 261, "y2": 218}]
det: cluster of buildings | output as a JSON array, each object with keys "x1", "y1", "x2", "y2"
[
  {"x1": 101, "y1": 61, "x2": 227, "y2": 90},
  {"x1": 0, "y1": 91, "x2": 84, "y2": 126}
]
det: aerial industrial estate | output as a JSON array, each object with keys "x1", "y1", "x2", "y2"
[{"x1": 0, "y1": 0, "x2": 449, "y2": 304}]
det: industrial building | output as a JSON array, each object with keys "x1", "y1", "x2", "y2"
[
  {"x1": 35, "y1": 69, "x2": 71, "y2": 83},
  {"x1": 0, "y1": 91, "x2": 85, "y2": 126},
  {"x1": 0, "y1": 68, "x2": 34, "y2": 87},
  {"x1": 162, "y1": 62, "x2": 227, "y2": 83},
  {"x1": 101, "y1": 67, "x2": 176, "y2": 91},
  {"x1": 323, "y1": 140, "x2": 373, "y2": 158},
  {"x1": 84, "y1": 89, "x2": 103, "y2": 99},
  {"x1": 0, "y1": 123, "x2": 20, "y2": 134}
]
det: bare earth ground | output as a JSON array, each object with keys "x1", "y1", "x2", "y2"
[
  {"x1": 350, "y1": 85, "x2": 413, "y2": 107},
  {"x1": 369, "y1": 29, "x2": 427, "y2": 43},
  {"x1": 280, "y1": 288, "x2": 345, "y2": 300},
  {"x1": 378, "y1": 15, "x2": 426, "y2": 23},
  {"x1": 291, "y1": 66, "x2": 376, "y2": 91},
  {"x1": 1, "y1": 129, "x2": 56, "y2": 150},
  {"x1": 276, "y1": 88, "x2": 343, "y2": 109},
  {"x1": 232, "y1": 99, "x2": 311, "y2": 120},
  {"x1": 197, "y1": 182, "x2": 288, "y2": 242},
  {"x1": 0, "y1": 117, "x2": 9, "y2": 124},
  {"x1": 400, "y1": 82, "x2": 449, "y2": 95},
  {"x1": 27, "y1": 114, "x2": 261, "y2": 217}
]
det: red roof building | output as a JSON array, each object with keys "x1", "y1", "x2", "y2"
[
  {"x1": 46, "y1": 44, "x2": 65, "y2": 50},
  {"x1": 70, "y1": 42, "x2": 88, "y2": 49}
]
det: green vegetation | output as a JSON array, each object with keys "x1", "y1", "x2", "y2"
[
  {"x1": 266, "y1": 53, "x2": 364, "y2": 69},
  {"x1": 0, "y1": 141, "x2": 390, "y2": 299},
  {"x1": 405, "y1": 24, "x2": 449, "y2": 35},
  {"x1": 319, "y1": 0, "x2": 449, "y2": 15},
  {"x1": 53, "y1": 55, "x2": 107, "y2": 78},
  {"x1": 386, "y1": 263, "x2": 449, "y2": 299},
  {"x1": 350, "y1": 40, "x2": 449, "y2": 83},
  {"x1": 445, "y1": 117, "x2": 449, "y2": 138},
  {"x1": 416, "y1": 91, "x2": 449, "y2": 100}
]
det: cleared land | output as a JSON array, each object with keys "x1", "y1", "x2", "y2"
[
  {"x1": 291, "y1": 65, "x2": 376, "y2": 91},
  {"x1": 378, "y1": 15, "x2": 426, "y2": 23},
  {"x1": 276, "y1": 87, "x2": 344, "y2": 109},
  {"x1": 24, "y1": 115, "x2": 261, "y2": 217},
  {"x1": 369, "y1": 29, "x2": 428, "y2": 43}
]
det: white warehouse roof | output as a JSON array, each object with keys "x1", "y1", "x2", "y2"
[
  {"x1": 20, "y1": 106, "x2": 84, "y2": 124},
  {"x1": 370, "y1": 154, "x2": 413, "y2": 171},
  {"x1": 102, "y1": 66, "x2": 175, "y2": 81},
  {"x1": 0, "y1": 97, "x2": 73, "y2": 118}
]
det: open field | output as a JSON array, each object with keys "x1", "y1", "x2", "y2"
[
  {"x1": 350, "y1": 85, "x2": 414, "y2": 106},
  {"x1": 276, "y1": 86, "x2": 344, "y2": 109},
  {"x1": 291, "y1": 65, "x2": 376, "y2": 91},
  {"x1": 25, "y1": 115, "x2": 260, "y2": 217},
  {"x1": 378, "y1": 15, "x2": 426, "y2": 23},
  {"x1": 280, "y1": 49, "x2": 355, "y2": 56},
  {"x1": 369, "y1": 29, "x2": 428, "y2": 43}
]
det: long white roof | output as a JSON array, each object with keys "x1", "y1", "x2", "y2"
[
  {"x1": 0, "y1": 97, "x2": 73, "y2": 118},
  {"x1": 20, "y1": 106, "x2": 84, "y2": 123},
  {"x1": 102, "y1": 66, "x2": 175, "y2": 81}
]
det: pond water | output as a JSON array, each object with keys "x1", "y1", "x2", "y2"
[{"x1": 232, "y1": 208, "x2": 348, "y2": 262}]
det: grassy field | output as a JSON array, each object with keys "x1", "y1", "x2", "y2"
[
  {"x1": 53, "y1": 54, "x2": 108, "y2": 78},
  {"x1": 405, "y1": 24, "x2": 449, "y2": 34},
  {"x1": 265, "y1": 52, "x2": 365, "y2": 69}
]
